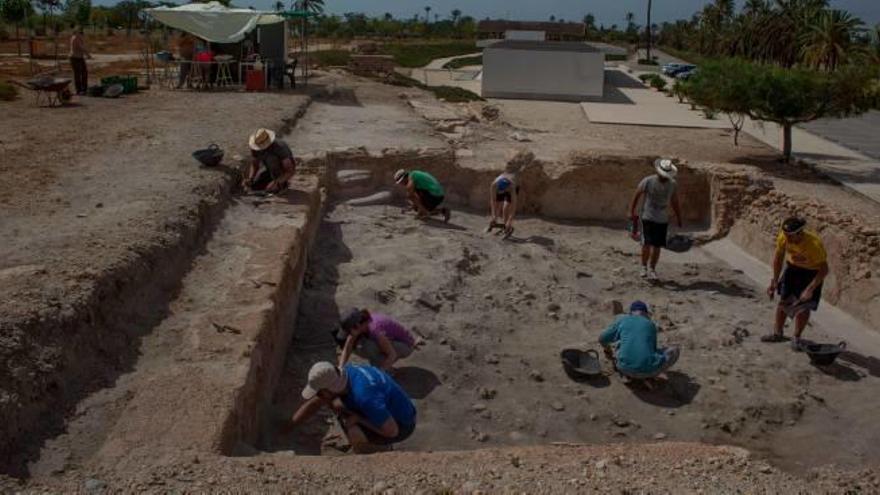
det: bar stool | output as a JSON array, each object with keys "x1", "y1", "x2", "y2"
[{"x1": 215, "y1": 55, "x2": 234, "y2": 87}]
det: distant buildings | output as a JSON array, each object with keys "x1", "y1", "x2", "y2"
[{"x1": 477, "y1": 20, "x2": 587, "y2": 45}]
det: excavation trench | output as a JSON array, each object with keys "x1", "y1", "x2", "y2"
[
  {"x1": 15, "y1": 149, "x2": 880, "y2": 477},
  {"x1": 246, "y1": 151, "x2": 880, "y2": 472}
]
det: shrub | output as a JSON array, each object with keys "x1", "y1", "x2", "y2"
[
  {"x1": 637, "y1": 58, "x2": 658, "y2": 65},
  {"x1": 0, "y1": 23, "x2": 9, "y2": 41},
  {"x1": 650, "y1": 76, "x2": 667, "y2": 91},
  {"x1": 672, "y1": 80, "x2": 690, "y2": 103},
  {"x1": 638, "y1": 73, "x2": 655, "y2": 83},
  {"x1": 0, "y1": 81, "x2": 19, "y2": 101},
  {"x1": 442, "y1": 55, "x2": 482, "y2": 69},
  {"x1": 604, "y1": 53, "x2": 627, "y2": 61}
]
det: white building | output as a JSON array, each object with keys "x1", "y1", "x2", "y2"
[{"x1": 481, "y1": 40, "x2": 605, "y2": 101}]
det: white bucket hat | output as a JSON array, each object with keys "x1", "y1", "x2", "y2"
[
  {"x1": 394, "y1": 168, "x2": 408, "y2": 184},
  {"x1": 249, "y1": 128, "x2": 276, "y2": 151},
  {"x1": 301, "y1": 362, "x2": 348, "y2": 399},
  {"x1": 654, "y1": 158, "x2": 678, "y2": 179}
]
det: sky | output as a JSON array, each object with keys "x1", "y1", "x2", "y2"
[
  {"x1": 256, "y1": 0, "x2": 880, "y2": 25},
  {"x1": 304, "y1": 0, "x2": 880, "y2": 26},
  {"x1": 108, "y1": 0, "x2": 880, "y2": 26}
]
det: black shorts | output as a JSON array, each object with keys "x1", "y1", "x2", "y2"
[
  {"x1": 416, "y1": 189, "x2": 444, "y2": 212},
  {"x1": 495, "y1": 186, "x2": 521, "y2": 203},
  {"x1": 337, "y1": 416, "x2": 416, "y2": 445},
  {"x1": 778, "y1": 264, "x2": 823, "y2": 310},
  {"x1": 640, "y1": 219, "x2": 668, "y2": 248},
  {"x1": 250, "y1": 169, "x2": 288, "y2": 191}
]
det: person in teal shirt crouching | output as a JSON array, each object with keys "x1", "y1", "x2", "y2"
[{"x1": 599, "y1": 300, "x2": 680, "y2": 380}]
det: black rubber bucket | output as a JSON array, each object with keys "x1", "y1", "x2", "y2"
[
  {"x1": 192, "y1": 144, "x2": 224, "y2": 167},
  {"x1": 561, "y1": 348, "x2": 602, "y2": 379},
  {"x1": 805, "y1": 341, "x2": 846, "y2": 366}
]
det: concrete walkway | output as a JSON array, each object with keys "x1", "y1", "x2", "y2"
[
  {"x1": 704, "y1": 238, "x2": 880, "y2": 354},
  {"x1": 741, "y1": 118, "x2": 880, "y2": 204}
]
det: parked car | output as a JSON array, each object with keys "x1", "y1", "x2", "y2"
[
  {"x1": 667, "y1": 64, "x2": 696, "y2": 77},
  {"x1": 676, "y1": 67, "x2": 699, "y2": 80},
  {"x1": 661, "y1": 63, "x2": 685, "y2": 75}
]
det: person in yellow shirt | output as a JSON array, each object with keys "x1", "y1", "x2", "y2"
[{"x1": 762, "y1": 217, "x2": 828, "y2": 350}]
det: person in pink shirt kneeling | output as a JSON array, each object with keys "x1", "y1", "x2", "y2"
[{"x1": 336, "y1": 308, "x2": 415, "y2": 372}]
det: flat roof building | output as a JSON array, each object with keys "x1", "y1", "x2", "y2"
[{"x1": 481, "y1": 40, "x2": 605, "y2": 101}]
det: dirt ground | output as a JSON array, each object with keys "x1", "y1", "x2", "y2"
[
  {"x1": 265, "y1": 204, "x2": 880, "y2": 474},
  {"x1": 3, "y1": 67, "x2": 880, "y2": 491},
  {"x1": 0, "y1": 87, "x2": 311, "y2": 474},
  {"x1": 9, "y1": 443, "x2": 879, "y2": 494}
]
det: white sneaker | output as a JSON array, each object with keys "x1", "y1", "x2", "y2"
[
  {"x1": 648, "y1": 269, "x2": 658, "y2": 280},
  {"x1": 640, "y1": 266, "x2": 649, "y2": 278}
]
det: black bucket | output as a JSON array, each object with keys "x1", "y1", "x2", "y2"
[
  {"x1": 805, "y1": 341, "x2": 846, "y2": 366},
  {"x1": 192, "y1": 144, "x2": 224, "y2": 167},
  {"x1": 561, "y1": 348, "x2": 602, "y2": 379}
]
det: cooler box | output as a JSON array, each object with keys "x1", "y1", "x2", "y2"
[{"x1": 246, "y1": 70, "x2": 265, "y2": 91}]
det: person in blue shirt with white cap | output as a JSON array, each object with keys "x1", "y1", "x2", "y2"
[
  {"x1": 286, "y1": 361, "x2": 417, "y2": 453},
  {"x1": 599, "y1": 300, "x2": 680, "y2": 380}
]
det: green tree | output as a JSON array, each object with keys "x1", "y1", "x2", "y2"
[
  {"x1": 1, "y1": 0, "x2": 32, "y2": 55},
  {"x1": 64, "y1": 0, "x2": 90, "y2": 28},
  {"x1": 689, "y1": 58, "x2": 878, "y2": 160},
  {"x1": 273, "y1": 1, "x2": 283, "y2": 11}
]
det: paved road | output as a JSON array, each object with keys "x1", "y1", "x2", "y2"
[{"x1": 801, "y1": 111, "x2": 880, "y2": 161}]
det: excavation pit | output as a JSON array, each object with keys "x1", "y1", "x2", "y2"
[{"x1": 257, "y1": 193, "x2": 880, "y2": 471}]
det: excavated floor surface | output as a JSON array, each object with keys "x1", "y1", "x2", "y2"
[{"x1": 263, "y1": 204, "x2": 880, "y2": 473}]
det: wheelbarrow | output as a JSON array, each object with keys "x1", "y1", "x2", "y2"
[{"x1": 9, "y1": 77, "x2": 73, "y2": 107}]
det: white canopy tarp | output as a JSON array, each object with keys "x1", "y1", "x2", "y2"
[{"x1": 146, "y1": 2, "x2": 283, "y2": 44}]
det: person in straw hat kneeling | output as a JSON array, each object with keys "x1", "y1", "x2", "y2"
[
  {"x1": 629, "y1": 158, "x2": 683, "y2": 281},
  {"x1": 244, "y1": 128, "x2": 297, "y2": 193}
]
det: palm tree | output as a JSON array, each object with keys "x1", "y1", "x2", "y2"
[
  {"x1": 743, "y1": 0, "x2": 769, "y2": 16},
  {"x1": 800, "y1": 9, "x2": 865, "y2": 71},
  {"x1": 549, "y1": 15, "x2": 555, "y2": 22},
  {"x1": 274, "y1": 1, "x2": 284, "y2": 12},
  {"x1": 451, "y1": 8, "x2": 461, "y2": 25},
  {"x1": 424, "y1": 6, "x2": 431, "y2": 24},
  {"x1": 646, "y1": 0, "x2": 653, "y2": 65},
  {"x1": 294, "y1": 0, "x2": 324, "y2": 15}
]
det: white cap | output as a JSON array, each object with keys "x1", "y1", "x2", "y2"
[{"x1": 301, "y1": 362, "x2": 347, "y2": 400}]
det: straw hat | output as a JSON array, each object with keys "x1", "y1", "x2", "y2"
[
  {"x1": 249, "y1": 128, "x2": 275, "y2": 151},
  {"x1": 654, "y1": 158, "x2": 678, "y2": 179}
]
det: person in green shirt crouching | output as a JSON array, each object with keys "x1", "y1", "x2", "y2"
[{"x1": 394, "y1": 169, "x2": 451, "y2": 222}]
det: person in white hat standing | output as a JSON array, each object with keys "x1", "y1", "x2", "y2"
[
  {"x1": 285, "y1": 361, "x2": 417, "y2": 453},
  {"x1": 629, "y1": 158, "x2": 683, "y2": 280},
  {"x1": 243, "y1": 128, "x2": 297, "y2": 193}
]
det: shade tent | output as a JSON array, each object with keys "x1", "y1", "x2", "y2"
[{"x1": 145, "y1": 2, "x2": 283, "y2": 44}]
